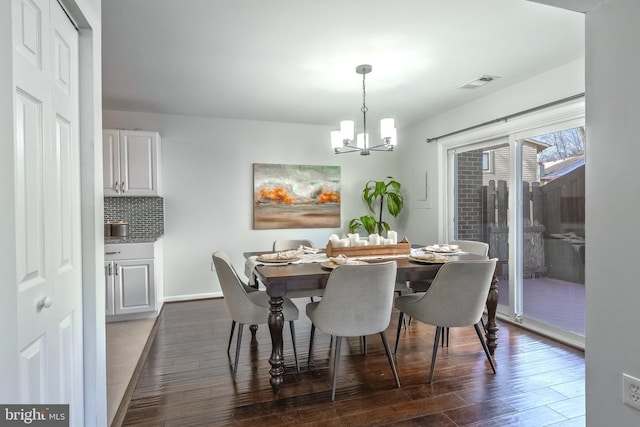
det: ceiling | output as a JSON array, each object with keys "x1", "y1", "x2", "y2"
[{"x1": 101, "y1": 0, "x2": 585, "y2": 130}]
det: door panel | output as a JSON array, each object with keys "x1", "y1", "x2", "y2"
[
  {"x1": 19, "y1": 335, "x2": 46, "y2": 403},
  {"x1": 13, "y1": 0, "x2": 83, "y2": 420},
  {"x1": 102, "y1": 129, "x2": 119, "y2": 195},
  {"x1": 120, "y1": 132, "x2": 156, "y2": 195}
]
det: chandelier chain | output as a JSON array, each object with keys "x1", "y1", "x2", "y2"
[{"x1": 361, "y1": 71, "x2": 368, "y2": 139}]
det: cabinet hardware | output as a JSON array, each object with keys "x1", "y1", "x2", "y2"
[
  {"x1": 121, "y1": 181, "x2": 125, "y2": 193},
  {"x1": 105, "y1": 251, "x2": 121, "y2": 255},
  {"x1": 115, "y1": 263, "x2": 118, "y2": 276},
  {"x1": 114, "y1": 181, "x2": 119, "y2": 194}
]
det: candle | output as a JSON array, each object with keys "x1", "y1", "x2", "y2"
[
  {"x1": 388, "y1": 230, "x2": 398, "y2": 244},
  {"x1": 369, "y1": 233, "x2": 380, "y2": 245},
  {"x1": 348, "y1": 233, "x2": 360, "y2": 246}
]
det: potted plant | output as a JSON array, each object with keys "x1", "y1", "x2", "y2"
[{"x1": 349, "y1": 176, "x2": 404, "y2": 235}]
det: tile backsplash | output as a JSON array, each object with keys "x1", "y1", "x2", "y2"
[{"x1": 104, "y1": 197, "x2": 164, "y2": 238}]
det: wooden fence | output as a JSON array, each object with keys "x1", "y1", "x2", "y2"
[{"x1": 483, "y1": 179, "x2": 546, "y2": 276}]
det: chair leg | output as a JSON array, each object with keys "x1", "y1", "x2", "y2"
[
  {"x1": 331, "y1": 336, "x2": 342, "y2": 401},
  {"x1": 440, "y1": 327, "x2": 450, "y2": 347},
  {"x1": 289, "y1": 321, "x2": 299, "y2": 371},
  {"x1": 429, "y1": 326, "x2": 442, "y2": 383},
  {"x1": 474, "y1": 322, "x2": 496, "y2": 374},
  {"x1": 380, "y1": 332, "x2": 401, "y2": 388},
  {"x1": 480, "y1": 316, "x2": 486, "y2": 332},
  {"x1": 227, "y1": 320, "x2": 236, "y2": 354},
  {"x1": 394, "y1": 312, "x2": 405, "y2": 354},
  {"x1": 233, "y1": 323, "x2": 244, "y2": 381},
  {"x1": 308, "y1": 324, "x2": 316, "y2": 367},
  {"x1": 363, "y1": 336, "x2": 367, "y2": 355}
]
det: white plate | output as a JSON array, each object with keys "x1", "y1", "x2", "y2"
[
  {"x1": 256, "y1": 255, "x2": 299, "y2": 263},
  {"x1": 423, "y1": 246, "x2": 461, "y2": 254}
]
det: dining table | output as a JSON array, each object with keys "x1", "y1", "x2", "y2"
[{"x1": 243, "y1": 249, "x2": 500, "y2": 394}]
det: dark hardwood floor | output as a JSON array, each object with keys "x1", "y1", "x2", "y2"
[{"x1": 121, "y1": 298, "x2": 585, "y2": 427}]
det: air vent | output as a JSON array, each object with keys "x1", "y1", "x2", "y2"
[{"x1": 458, "y1": 75, "x2": 500, "y2": 89}]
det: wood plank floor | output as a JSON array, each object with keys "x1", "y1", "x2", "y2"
[{"x1": 121, "y1": 298, "x2": 585, "y2": 427}]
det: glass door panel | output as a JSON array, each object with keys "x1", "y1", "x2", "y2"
[
  {"x1": 450, "y1": 140, "x2": 512, "y2": 316},
  {"x1": 518, "y1": 127, "x2": 585, "y2": 334}
]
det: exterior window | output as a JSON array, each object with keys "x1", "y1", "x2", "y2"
[{"x1": 482, "y1": 150, "x2": 493, "y2": 172}]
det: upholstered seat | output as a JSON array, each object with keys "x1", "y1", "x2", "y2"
[
  {"x1": 213, "y1": 250, "x2": 299, "y2": 380},
  {"x1": 395, "y1": 259, "x2": 497, "y2": 383},
  {"x1": 306, "y1": 261, "x2": 401, "y2": 400},
  {"x1": 409, "y1": 240, "x2": 490, "y2": 344}
]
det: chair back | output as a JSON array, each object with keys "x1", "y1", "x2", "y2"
[
  {"x1": 212, "y1": 251, "x2": 259, "y2": 322},
  {"x1": 273, "y1": 239, "x2": 314, "y2": 251},
  {"x1": 410, "y1": 259, "x2": 497, "y2": 327},
  {"x1": 450, "y1": 240, "x2": 489, "y2": 256},
  {"x1": 311, "y1": 261, "x2": 397, "y2": 337}
]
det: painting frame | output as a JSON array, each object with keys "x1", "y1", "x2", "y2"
[{"x1": 253, "y1": 163, "x2": 341, "y2": 229}]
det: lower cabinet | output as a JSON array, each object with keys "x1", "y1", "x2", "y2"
[
  {"x1": 105, "y1": 241, "x2": 163, "y2": 321},
  {"x1": 105, "y1": 259, "x2": 155, "y2": 316}
]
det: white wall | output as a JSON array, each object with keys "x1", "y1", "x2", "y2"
[
  {"x1": 585, "y1": 0, "x2": 640, "y2": 425},
  {"x1": 103, "y1": 111, "x2": 405, "y2": 299},
  {"x1": 398, "y1": 58, "x2": 585, "y2": 245}
]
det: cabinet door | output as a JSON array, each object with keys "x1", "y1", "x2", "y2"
[
  {"x1": 103, "y1": 129, "x2": 120, "y2": 196},
  {"x1": 119, "y1": 130, "x2": 159, "y2": 196},
  {"x1": 105, "y1": 262, "x2": 115, "y2": 315},
  {"x1": 113, "y1": 259, "x2": 156, "y2": 314}
]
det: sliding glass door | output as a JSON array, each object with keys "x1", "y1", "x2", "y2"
[
  {"x1": 446, "y1": 120, "x2": 585, "y2": 344},
  {"x1": 518, "y1": 127, "x2": 585, "y2": 335}
]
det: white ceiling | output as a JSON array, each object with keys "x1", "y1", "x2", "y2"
[{"x1": 101, "y1": 0, "x2": 585, "y2": 129}]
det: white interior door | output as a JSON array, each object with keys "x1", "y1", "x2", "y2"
[{"x1": 13, "y1": 0, "x2": 83, "y2": 423}]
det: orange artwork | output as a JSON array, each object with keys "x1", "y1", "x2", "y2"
[{"x1": 253, "y1": 163, "x2": 341, "y2": 229}]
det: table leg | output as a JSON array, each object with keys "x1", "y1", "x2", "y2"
[
  {"x1": 485, "y1": 267, "x2": 500, "y2": 356},
  {"x1": 268, "y1": 296, "x2": 285, "y2": 393}
]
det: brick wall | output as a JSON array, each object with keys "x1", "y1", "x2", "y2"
[{"x1": 456, "y1": 151, "x2": 484, "y2": 241}]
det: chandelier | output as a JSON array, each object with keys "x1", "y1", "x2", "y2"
[{"x1": 331, "y1": 64, "x2": 397, "y2": 155}]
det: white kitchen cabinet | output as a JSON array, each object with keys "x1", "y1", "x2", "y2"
[
  {"x1": 105, "y1": 242, "x2": 164, "y2": 321},
  {"x1": 103, "y1": 129, "x2": 161, "y2": 196}
]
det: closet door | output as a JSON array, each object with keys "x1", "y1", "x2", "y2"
[{"x1": 13, "y1": 0, "x2": 84, "y2": 421}]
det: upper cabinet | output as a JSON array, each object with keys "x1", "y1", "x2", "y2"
[{"x1": 103, "y1": 129, "x2": 162, "y2": 196}]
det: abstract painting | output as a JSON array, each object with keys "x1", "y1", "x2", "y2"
[{"x1": 253, "y1": 163, "x2": 341, "y2": 229}]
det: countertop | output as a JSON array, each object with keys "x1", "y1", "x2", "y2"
[{"x1": 105, "y1": 234, "x2": 163, "y2": 244}]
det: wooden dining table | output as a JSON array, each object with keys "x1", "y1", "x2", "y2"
[{"x1": 245, "y1": 252, "x2": 500, "y2": 394}]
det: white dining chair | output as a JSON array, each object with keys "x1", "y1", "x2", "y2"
[
  {"x1": 272, "y1": 239, "x2": 314, "y2": 251},
  {"x1": 409, "y1": 240, "x2": 490, "y2": 344},
  {"x1": 306, "y1": 261, "x2": 401, "y2": 400},
  {"x1": 213, "y1": 250, "x2": 300, "y2": 380},
  {"x1": 214, "y1": 251, "x2": 260, "y2": 354},
  {"x1": 272, "y1": 239, "x2": 323, "y2": 301},
  {"x1": 395, "y1": 259, "x2": 497, "y2": 383}
]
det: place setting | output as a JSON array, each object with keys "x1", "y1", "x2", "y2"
[
  {"x1": 321, "y1": 254, "x2": 369, "y2": 269},
  {"x1": 408, "y1": 244, "x2": 461, "y2": 264}
]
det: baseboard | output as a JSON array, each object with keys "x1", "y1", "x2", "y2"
[{"x1": 163, "y1": 291, "x2": 222, "y2": 302}]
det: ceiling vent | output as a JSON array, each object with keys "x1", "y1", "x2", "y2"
[{"x1": 458, "y1": 75, "x2": 500, "y2": 89}]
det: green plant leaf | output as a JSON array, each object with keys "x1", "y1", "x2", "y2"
[
  {"x1": 387, "y1": 192, "x2": 403, "y2": 217},
  {"x1": 360, "y1": 215, "x2": 377, "y2": 234}
]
